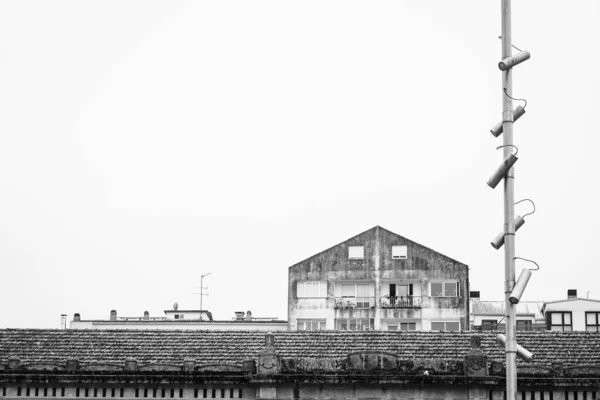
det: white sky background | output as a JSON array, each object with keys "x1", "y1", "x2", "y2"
[{"x1": 1, "y1": 1, "x2": 599, "y2": 328}]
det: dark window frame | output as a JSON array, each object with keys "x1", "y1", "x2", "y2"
[
  {"x1": 548, "y1": 311, "x2": 573, "y2": 331},
  {"x1": 586, "y1": 312, "x2": 600, "y2": 331},
  {"x1": 516, "y1": 320, "x2": 532, "y2": 331},
  {"x1": 481, "y1": 319, "x2": 498, "y2": 331}
]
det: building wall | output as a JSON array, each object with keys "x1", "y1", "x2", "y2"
[
  {"x1": 544, "y1": 299, "x2": 600, "y2": 331},
  {"x1": 1, "y1": 382, "x2": 597, "y2": 400},
  {"x1": 69, "y1": 321, "x2": 288, "y2": 331},
  {"x1": 288, "y1": 226, "x2": 469, "y2": 331}
]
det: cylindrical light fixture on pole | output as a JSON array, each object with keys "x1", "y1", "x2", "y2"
[
  {"x1": 490, "y1": 105, "x2": 526, "y2": 137},
  {"x1": 509, "y1": 269, "x2": 532, "y2": 304},
  {"x1": 491, "y1": 215, "x2": 525, "y2": 249},
  {"x1": 496, "y1": 334, "x2": 534, "y2": 362},
  {"x1": 487, "y1": 152, "x2": 518, "y2": 189},
  {"x1": 499, "y1": 50, "x2": 531, "y2": 71}
]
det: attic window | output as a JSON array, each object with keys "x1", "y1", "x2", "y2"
[
  {"x1": 348, "y1": 246, "x2": 364, "y2": 259},
  {"x1": 392, "y1": 245, "x2": 408, "y2": 259}
]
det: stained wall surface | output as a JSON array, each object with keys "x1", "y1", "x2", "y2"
[{"x1": 288, "y1": 226, "x2": 469, "y2": 331}]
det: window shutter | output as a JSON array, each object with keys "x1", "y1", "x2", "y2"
[
  {"x1": 297, "y1": 282, "x2": 304, "y2": 298},
  {"x1": 409, "y1": 284, "x2": 413, "y2": 296},
  {"x1": 456, "y1": 282, "x2": 460, "y2": 297},
  {"x1": 545, "y1": 312, "x2": 552, "y2": 330},
  {"x1": 320, "y1": 282, "x2": 327, "y2": 297}
]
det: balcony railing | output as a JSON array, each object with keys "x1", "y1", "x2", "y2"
[
  {"x1": 334, "y1": 297, "x2": 375, "y2": 310},
  {"x1": 381, "y1": 295, "x2": 422, "y2": 309}
]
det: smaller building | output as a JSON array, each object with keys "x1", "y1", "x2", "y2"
[
  {"x1": 69, "y1": 308, "x2": 287, "y2": 331},
  {"x1": 542, "y1": 289, "x2": 600, "y2": 331},
  {"x1": 469, "y1": 291, "x2": 545, "y2": 331}
]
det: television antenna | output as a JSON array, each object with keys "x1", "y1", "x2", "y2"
[{"x1": 194, "y1": 272, "x2": 212, "y2": 311}]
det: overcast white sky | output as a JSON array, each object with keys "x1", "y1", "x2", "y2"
[{"x1": 1, "y1": 1, "x2": 599, "y2": 328}]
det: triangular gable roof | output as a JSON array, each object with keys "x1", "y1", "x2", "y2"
[{"x1": 289, "y1": 225, "x2": 465, "y2": 268}]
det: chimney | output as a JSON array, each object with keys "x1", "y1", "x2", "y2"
[
  {"x1": 110, "y1": 310, "x2": 117, "y2": 321},
  {"x1": 74, "y1": 313, "x2": 81, "y2": 322},
  {"x1": 470, "y1": 291, "x2": 481, "y2": 300},
  {"x1": 245, "y1": 310, "x2": 252, "y2": 321},
  {"x1": 568, "y1": 289, "x2": 577, "y2": 299},
  {"x1": 143, "y1": 311, "x2": 149, "y2": 321}
]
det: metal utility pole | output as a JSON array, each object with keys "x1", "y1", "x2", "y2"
[{"x1": 501, "y1": 2, "x2": 517, "y2": 400}]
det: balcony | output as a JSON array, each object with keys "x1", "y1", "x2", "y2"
[
  {"x1": 334, "y1": 297, "x2": 375, "y2": 310},
  {"x1": 381, "y1": 295, "x2": 422, "y2": 309}
]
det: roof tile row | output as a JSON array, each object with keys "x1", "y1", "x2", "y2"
[{"x1": 1, "y1": 329, "x2": 599, "y2": 368}]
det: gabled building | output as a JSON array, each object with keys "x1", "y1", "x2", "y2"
[{"x1": 288, "y1": 226, "x2": 469, "y2": 331}]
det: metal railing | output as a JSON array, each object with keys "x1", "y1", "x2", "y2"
[
  {"x1": 380, "y1": 295, "x2": 422, "y2": 309},
  {"x1": 334, "y1": 297, "x2": 375, "y2": 310}
]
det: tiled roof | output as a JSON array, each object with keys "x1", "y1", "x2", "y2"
[{"x1": 2, "y1": 329, "x2": 600, "y2": 369}]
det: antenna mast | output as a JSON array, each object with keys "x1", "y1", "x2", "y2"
[{"x1": 195, "y1": 272, "x2": 211, "y2": 311}]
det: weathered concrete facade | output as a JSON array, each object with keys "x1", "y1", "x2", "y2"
[{"x1": 288, "y1": 226, "x2": 469, "y2": 331}]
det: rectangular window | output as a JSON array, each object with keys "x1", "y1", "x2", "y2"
[
  {"x1": 481, "y1": 319, "x2": 497, "y2": 331},
  {"x1": 348, "y1": 246, "x2": 364, "y2": 259},
  {"x1": 430, "y1": 281, "x2": 459, "y2": 297},
  {"x1": 337, "y1": 283, "x2": 374, "y2": 309},
  {"x1": 297, "y1": 319, "x2": 326, "y2": 331},
  {"x1": 388, "y1": 325, "x2": 398, "y2": 331},
  {"x1": 400, "y1": 322, "x2": 416, "y2": 331},
  {"x1": 392, "y1": 245, "x2": 408, "y2": 259},
  {"x1": 431, "y1": 321, "x2": 460, "y2": 331},
  {"x1": 174, "y1": 315, "x2": 179, "y2": 320},
  {"x1": 335, "y1": 318, "x2": 374, "y2": 331},
  {"x1": 297, "y1": 281, "x2": 327, "y2": 298},
  {"x1": 586, "y1": 312, "x2": 600, "y2": 331},
  {"x1": 517, "y1": 320, "x2": 532, "y2": 331},
  {"x1": 549, "y1": 312, "x2": 572, "y2": 331},
  {"x1": 340, "y1": 283, "x2": 374, "y2": 298}
]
